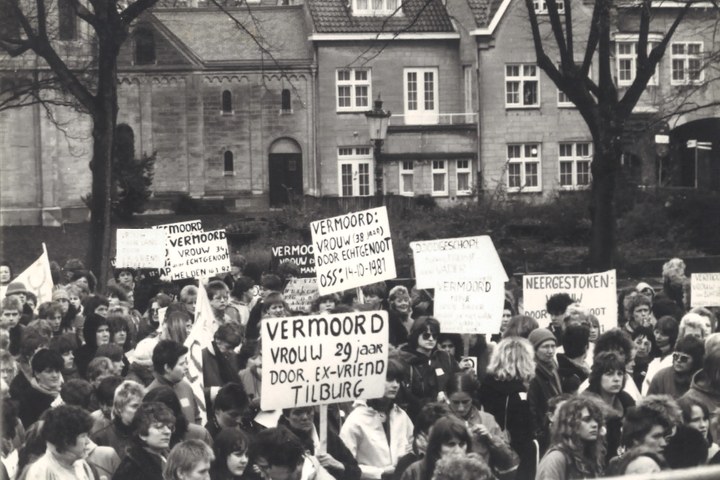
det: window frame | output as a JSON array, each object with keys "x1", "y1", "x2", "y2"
[
  {"x1": 615, "y1": 39, "x2": 659, "y2": 87},
  {"x1": 223, "y1": 151, "x2": 235, "y2": 176},
  {"x1": 505, "y1": 64, "x2": 540, "y2": 108},
  {"x1": 558, "y1": 142, "x2": 593, "y2": 190},
  {"x1": 456, "y1": 159, "x2": 472, "y2": 196},
  {"x1": 506, "y1": 144, "x2": 542, "y2": 193},
  {"x1": 280, "y1": 89, "x2": 292, "y2": 114},
  {"x1": 221, "y1": 90, "x2": 233, "y2": 114},
  {"x1": 338, "y1": 147, "x2": 373, "y2": 197},
  {"x1": 670, "y1": 41, "x2": 704, "y2": 85},
  {"x1": 431, "y1": 160, "x2": 448, "y2": 196},
  {"x1": 133, "y1": 28, "x2": 156, "y2": 66},
  {"x1": 399, "y1": 160, "x2": 414, "y2": 197},
  {"x1": 336, "y1": 68, "x2": 372, "y2": 112},
  {"x1": 352, "y1": 0, "x2": 401, "y2": 16},
  {"x1": 404, "y1": 67, "x2": 440, "y2": 125}
]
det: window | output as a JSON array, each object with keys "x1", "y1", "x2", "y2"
[
  {"x1": 224, "y1": 151, "x2": 234, "y2": 175},
  {"x1": 432, "y1": 160, "x2": 448, "y2": 196},
  {"x1": 58, "y1": 0, "x2": 77, "y2": 40},
  {"x1": 338, "y1": 147, "x2": 373, "y2": 197},
  {"x1": 404, "y1": 68, "x2": 439, "y2": 124},
  {"x1": 671, "y1": 42, "x2": 703, "y2": 85},
  {"x1": 399, "y1": 161, "x2": 414, "y2": 196},
  {"x1": 558, "y1": 142, "x2": 592, "y2": 189},
  {"x1": 533, "y1": 0, "x2": 564, "y2": 14},
  {"x1": 281, "y1": 89, "x2": 292, "y2": 113},
  {"x1": 134, "y1": 29, "x2": 155, "y2": 65},
  {"x1": 336, "y1": 69, "x2": 371, "y2": 112},
  {"x1": 353, "y1": 0, "x2": 399, "y2": 16},
  {"x1": 221, "y1": 90, "x2": 232, "y2": 113},
  {"x1": 616, "y1": 41, "x2": 659, "y2": 87},
  {"x1": 507, "y1": 144, "x2": 541, "y2": 192},
  {"x1": 505, "y1": 64, "x2": 539, "y2": 107},
  {"x1": 456, "y1": 160, "x2": 472, "y2": 195}
]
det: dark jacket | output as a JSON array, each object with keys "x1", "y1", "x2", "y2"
[
  {"x1": 556, "y1": 354, "x2": 589, "y2": 394},
  {"x1": 528, "y1": 362, "x2": 562, "y2": 441},
  {"x1": 14, "y1": 383, "x2": 56, "y2": 428},
  {"x1": 387, "y1": 310, "x2": 409, "y2": 348},
  {"x1": 202, "y1": 341, "x2": 241, "y2": 403},
  {"x1": 75, "y1": 313, "x2": 106, "y2": 378},
  {"x1": 680, "y1": 369, "x2": 720, "y2": 415},
  {"x1": 92, "y1": 416, "x2": 135, "y2": 460},
  {"x1": 124, "y1": 362, "x2": 154, "y2": 387},
  {"x1": 112, "y1": 444, "x2": 165, "y2": 480},
  {"x1": 396, "y1": 346, "x2": 459, "y2": 419}
]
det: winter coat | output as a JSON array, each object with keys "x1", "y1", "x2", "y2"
[
  {"x1": 536, "y1": 445, "x2": 601, "y2": 480},
  {"x1": 647, "y1": 366, "x2": 692, "y2": 398},
  {"x1": 202, "y1": 342, "x2": 241, "y2": 403},
  {"x1": 556, "y1": 354, "x2": 589, "y2": 394},
  {"x1": 124, "y1": 362, "x2": 154, "y2": 387},
  {"x1": 528, "y1": 362, "x2": 562, "y2": 445},
  {"x1": 583, "y1": 390, "x2": 635, "y2": 462},
  {"x1": 111, "y1": 444, "x2": 165, "y2": 480},
  {"x1": 339, "y1": 402, "x2": 414, "y2": 480},
  {"x1": 680, "y1": 369, "x2": 720, "y2": 415},
  {"x1": 13, "y1": 382, "x2": 56, "y2": 428},
  {"x1": 147, "y1": 374, "x2": 202, "y2": 425},
  {"x1": 462, "y1": 407, "x2": 519, "y2": 478},
  {"x1": 91, "y1": 417, "x2": 135, "y2": 460},
  {"x1": 395, "y1": 346, "x2": 459, "y2": 419}
]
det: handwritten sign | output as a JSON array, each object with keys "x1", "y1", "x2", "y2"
[
  {"x1": 261, "y1": 311, "x2": 389, "y2": 410},
  {"x1": 165, "y1": 229, "x2": 231, "y2": 281},
  {"x1": 692, "y1": 273, "x2": 720, "y2": 307},
  {"x1": 310, "y1": 207, "x2": 396, "y2": 295},
  {"x1": 153, "y1": 220, "x2": 204, "y2": 279},
  {"x1": 115, "y1": 229, "x2": 166, "y2": 268},
  {"x1": 410, "y1": 236, "x2": 508, "y2": 289},
  {"x1": 271, "y1": 244, "x2": 316, "y2": 277},
  {"x1": 522, "y1": 270, "x2": 617, "y2": 333},
  {"x1": 283, "y1": 277, "x2": 320, "y2": 313},
  {"x1": 434, "y1": 277, "x2": 506, "y2": 334}
]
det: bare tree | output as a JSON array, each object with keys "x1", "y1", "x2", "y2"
[{"x1": 523, "y1": 0, "x2": 708, "y2": 269}]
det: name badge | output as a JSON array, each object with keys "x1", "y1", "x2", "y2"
[
  {"x1": 435, "y1": 368, "x2": 445, "y2": 376},
  {"x1": 180, "y1": 397, "x2": 191, "y2": 408},
  {"x1": 518, "y1": 392, "x2": 527, "y2": 401}
]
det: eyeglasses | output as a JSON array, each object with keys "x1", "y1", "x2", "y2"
[
  {"x1": 421, "y1": 332, "x2": 437, "y2": 340},
  {"x1": 673, "y1": 352, "x2": 692, "y2": 363}
]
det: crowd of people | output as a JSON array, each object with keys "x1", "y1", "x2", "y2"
[{"x1": 0, "y1": 254, "x2": 719, "y2": 480}]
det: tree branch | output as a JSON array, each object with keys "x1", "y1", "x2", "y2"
[
  {"x1": 545, "y1": 0, "x2": 569, "y2": 66},
  {"x1": 66, "y1": 0, "x2": 100, "y2": 30},
  {"x1": 581, "y1": 0, "x2": 600, "y2": 78},
  {"x1": 121, "y1": 0, "x2": 161, "y2": 26}
]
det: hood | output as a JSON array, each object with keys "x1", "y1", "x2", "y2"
[
  {"x1": 688, "y1": 369, "x2": 720, "y2": 399},
  {"x1": 82, "y1": 313, "x2": 107, "y2": 349},
  {"x1": 482, "y1": 375, "x2": 527, "y2": 394}
]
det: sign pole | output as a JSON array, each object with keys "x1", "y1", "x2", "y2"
[{"x1": 318, "y1": 404, "x2": 328, "y2": 454}]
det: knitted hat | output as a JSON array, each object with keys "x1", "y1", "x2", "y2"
[
  {"x1": 127, "y1": 338, "x2": 156, "y2": 366},
  {"x1": 636, "y1": 282, "x2": 655, "y2": 296},
  {"x1": 52, "y1": 288, "x2": 70, "y2": 302},
  {"x1": 528, "y1": 328, "x2": 557, "y2": 350},
  {"x1": 5, "y1": 282, "x2": 29, "y2": 297}
]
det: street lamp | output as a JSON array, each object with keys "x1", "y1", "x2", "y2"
[{"x1": 365, "y1": 95, "x2": 391, "y2": 197}]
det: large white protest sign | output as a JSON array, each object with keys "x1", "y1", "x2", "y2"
[
  {"x1": 692, "y1": 273, "x2": 720, "y2": 307},
  {"x1": 410, "y1": 236, "x2": 508, "y2": 289},
  {"x1": 283, "y1": 277, "x2": 320, "y2": 313},
  {"x1": 434, "y1": 277, "x2": 506, "y2": 334},
  {"x1": 261, "y1": 310, "x2": 389, "y2": 410},
  {"x1": 523, "y1": 270, "x2": 617, "y2": 333},
  {"x1": 115, "y1": 229, "x2": 166, "y2": 268},
  {"x1": 166, "y1": 229, "x2": 231, "y2": 280},
  {"x1": 310, "y1": 207, "x2": 396, "y2": 295},
  {"x1": 271, "y1": 244, "x2": 316, "y2": 277},
  {"x1": 153, "y1": 220, "x2": 204, "y2": 278}
]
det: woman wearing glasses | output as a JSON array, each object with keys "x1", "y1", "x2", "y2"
[
  {"x1": 396, "y1": 316, "x2": 459, "y2": 420},
  {"x1": 647, "y1": 335, "x2": 705, "y2": 398},
  {"x1": 112, "y1": 402, "x2": 176, "y2": 480}
]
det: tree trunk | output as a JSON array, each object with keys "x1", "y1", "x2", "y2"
[
  {"x1": 87, "y1": 39, "x2": 120, "y2": 290},
  {"x1": 588, "y1": 122, "x2": 623, "y2": 271}
]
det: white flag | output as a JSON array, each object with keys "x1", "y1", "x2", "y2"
[
  {"x1": 184, "y1": 280, "x2": 217, "y2": 424},
  {"x1": 15, "y1": 244, "x2": 54, "y2": 306}
]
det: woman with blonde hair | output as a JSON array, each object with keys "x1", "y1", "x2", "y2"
[
  {"x1": 479, "y1": 336, "x2": 537, "y2": 479},
  {"x1": 536, "y1": 395, "x2": 606, "y2": 479}
]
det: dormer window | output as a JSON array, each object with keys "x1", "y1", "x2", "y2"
[{"x1": 353, "y1": 0, "x2": 400, "y2": 16}]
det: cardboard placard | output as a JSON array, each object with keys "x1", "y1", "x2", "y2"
[
  {"x1": 692, "y1": 273, "x2": 720, "y2": 307},
  {"x1": 522, "y1": 270, "x2": 618, "y2": 333},
  {"x1": 165, "y1": 228, "x2": 231, "y2": 281},
  {"x1": 434, "y1": 277, "x2": 506, "y2": 334},
  {"x1": 310, "y1": 207, "x2": 396, "y2": 295},
  {"x1": 283, "y1": 277, "x2": 320, "y2": 313},
  {"x1": 115, "y1": 229, "x2": 167, "y2": 268},
  {"x1": 410, "y1": 236, "x2": 508, "y2": 289},
  {"x1": 261, "y1": 311, "x2": 389, "y2": 410},
  {"x1": 271, "y1": 244, "x2": 316, "y2": 277}
]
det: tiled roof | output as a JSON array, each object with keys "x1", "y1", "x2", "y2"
[
  {"x1": 152, "y1": 7, "x2": 312, "y2": 64},
  {"x1": 306, "y1": 0, "x2": 455, "y2": 33},
  {"x1": 466, "y1": 0, "x2": 505, "y2": 28}
]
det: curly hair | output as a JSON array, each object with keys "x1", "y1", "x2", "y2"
[
  {"x1": 113, "y1": 380, "x2": 146, "y2": 418},
  {"x1": 42, "y1": 405, "x2": 93, "y2": 453},
  {"x1": 550, "y1": 395, "x2": 606, "y2": 475},
  {"x1": 587, "y1": 351, "x2": 626, "y2": 394},
  {"x1": 432, "y1": 452, "x2": 494, "y2": 480},
  {"x1": 635, "y1": 395, "x2": 682, "y2": 430},
  {"x1": 594, "y1": 328, "x2": 633, "y2": 360},
  {"x1": 131, "y1": 402, "x2": 176, "y2": 441},
  {"x1": 486, "y1": 336, "x2": 536, "y2": 384}
]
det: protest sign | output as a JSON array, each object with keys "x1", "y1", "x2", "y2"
[
  {"x1": 261, "y1": 310, "x2": 389, "y2": 410},
  {"x1": 522, "y1": 270, "x2": 617, "y2": 333},
  {"x1": 14, "y1": 244, "x2": 54, "y2": 306},
  {"x1": 310, "y1": 207, "x2": 396, "y2": 295},
  {"x1": 692, "y1": 273, "x2": 720, "y2": 307},
  {"x1": 271, "y1": 244, "x2": 316, "y2": 277},
  {"x1": 434, "y1": 277, "x2": 506, "y2": 334},
  {"x1": 153, "y1": 220, "x2": 204, "y2": 278},
  {"x1": 115, "y1": 229, "x2": 166, "y2": 268},
  {"x1": 410, "y1": 236, "x2": 508, "y2": 289},
  {"x1": 283, "y1": 277, "x2": 319, "y2": 313},
  {"x1": 165, "y1": 229, "x2": 231, "y2": 281}
]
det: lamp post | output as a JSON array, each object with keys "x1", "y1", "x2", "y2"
[{"x1": 365, "y1": 95, "x2": 391, "y2": 198}]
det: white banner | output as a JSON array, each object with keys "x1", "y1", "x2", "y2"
[
  {"x1": 115, "y1": 229, "x2": 167, "y2": 268},
  {"x1": 14, "y1": 244, "x2": 54, "y2": 306},
  {"x1": 261, "y1": 311, "x2": 389, "y2": 410},
  {"x1": 311, "y1": 207, "x2": 396, "y2": 295},
  {"x1": 522, "y1": 270, "x2": 617, "y2": 333},
  {"x1": 184, "y1": 281, "x2": 217, "y2": 425},
  {"x1": 410, "y1": 236, "x2": 508, "y2": 289},
  {"x1": 434, "y1": 277, "x2": 506, "y2": 334},
  {"x1": 692, "y1": 273, "x2": 720, "y2": 307}
]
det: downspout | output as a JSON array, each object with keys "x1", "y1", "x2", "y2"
[
  {"x1": 312, "y1": 43, "x2": 320, "y2": 197},
  {"x1": 32, "y1": 65, "x2": 44, "y2": 214},
  {"x1": 475, "y1": 38, "x2": 482, "y2": 200}
]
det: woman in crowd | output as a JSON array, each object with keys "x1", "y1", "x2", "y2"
[
  {"x1": 15, "y1": 349, "x2": 63, "y2": 428},
  {"x1": 400, "y1": 415, "x2": 472, "y2": 480},
  {"x1": 164, "y1": 439, "x2": 215, "y2": 480},
  {"x1": 210, "y1": 428, "x2": 255, "y2": 480},
  {"x1": 677, "y1": 396, "x2": 717, "y2": 460},
  {"x1": 630, "y1": 326, "x2": 656, "y2": 389},
  {"x1": 112, "y1": 402, "x2": 176, "y2": 480},
  {"x1": 536, "y1": 395, "x2": 606, "y2": 479},
  {"x1": 647, "y1": 334, "x2": 704, "y2": 398},
  {"x1": 143, "y1": 385, "x2": 213, "y2": 447},
  {"x1": 108, "y1": 313, "x2": 133, "y2": 353},
  {"x1": 92, "y1": 379, "x2": 145, "y2": 460},
  {"x1": 387, "y1": 286, "x2": 413, "y2": 347},
  {"x1": 74, "y1": 313, "x2": 111, "y2": 378},
  {"x1": 527, "y1": 328, "x2": 562, "y2": 456}
]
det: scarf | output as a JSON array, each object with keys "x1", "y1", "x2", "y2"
[{"x1": 536, "y1": 360, "x2": 562, "y2": 397}]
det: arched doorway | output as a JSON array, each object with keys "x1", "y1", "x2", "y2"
[
  {"x1": 668, "y1": 118, "x2": 720, "y2": 189},
  {"x1": 268, "y1": 138, "x2": 303, "y2": 207}
]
